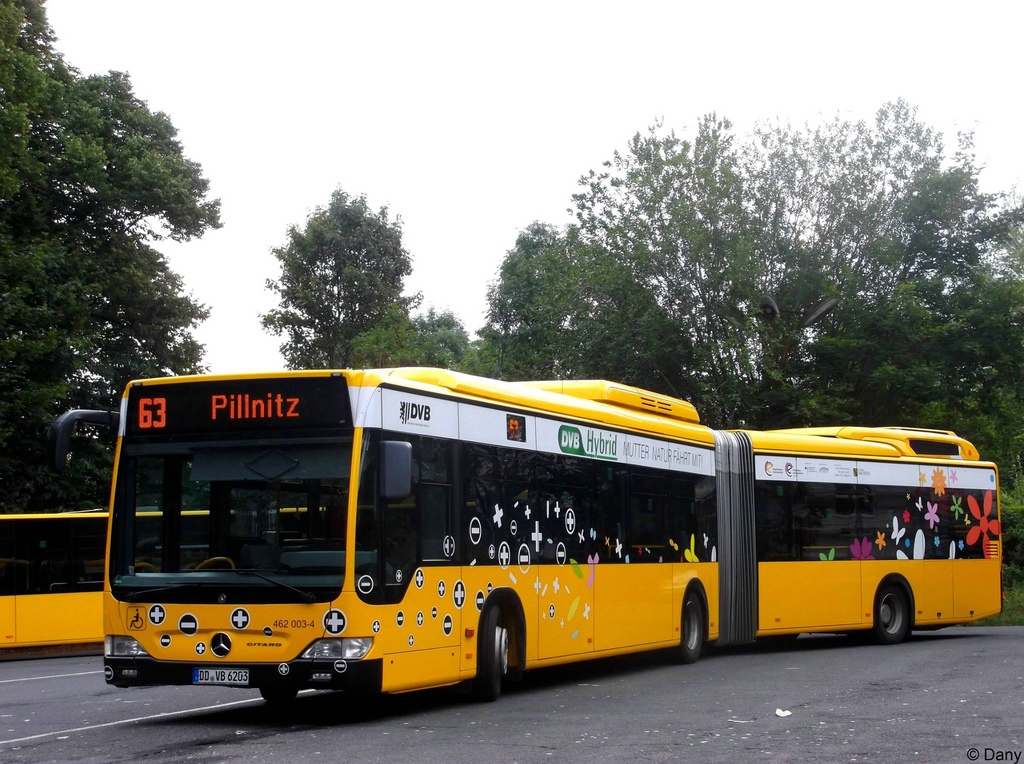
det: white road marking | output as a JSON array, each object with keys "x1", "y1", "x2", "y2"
[
  {"x1": 0, "y1": 670, "x2": 102, "y2": 684},
  {"x1": 0, "y1": 692, "x2": 317, "y2": 747}
]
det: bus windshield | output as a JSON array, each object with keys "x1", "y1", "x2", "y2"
[{"x1": 110, "y1": 443, "x2": 353, "y2": 603}]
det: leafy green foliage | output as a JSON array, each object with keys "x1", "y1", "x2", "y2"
[
  {"x1": 479, "y1": 102, "x2": 1024, "y2": 467},
  {"x1": 998, "y1": 480, "x2": 1024, "y2": 588},
  {"x1": 569, "y1": 116, "x2": 759, "y2": 426},
  {"x1": 475, "y1": 223, "x2": 578, "y2": 380},
  {"x1": 0, "y1": 0, "x2": 220, "y2": 511},
  {"x1": 410, "y1": 309, "x2": 472, "y2": 369},
  {"x1": 347, "y1": 307, "x2": 472, "y2": 370},
  {"x1": 262, "y1": 188, "x2": 419, "y2": 369}
]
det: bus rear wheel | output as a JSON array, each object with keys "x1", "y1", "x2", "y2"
[
  {"x1": 873, "y1": 584, "x2": 910, "y2": 645},
  {"x1": 679, "y1": 591, "x2": 705, "y2": 664},
  {"x1": 473, "y1": 607, "x2": 509, "y2": 702}
]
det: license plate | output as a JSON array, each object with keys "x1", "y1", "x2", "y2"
[{"x1": 192, "y1": 668, "x2": 249, "y2": 686}]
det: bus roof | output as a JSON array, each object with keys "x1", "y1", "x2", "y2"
[
  {"x1": 120, "y1": 368, "x2": 986, "y2": 464},
  {"x1": 742, "y1": 426, "x2": 982, "y2": 461},
  {"x1": 356, "y1": 367, "x2": 715, "y2": 446}
]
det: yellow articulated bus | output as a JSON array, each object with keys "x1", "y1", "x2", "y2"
[
  {"x1": 48, "y1": 368, "x2": 1002, "y2": 702},
  {"x1": 0, "y1": 511, "x2": 106, "y2": 650}
]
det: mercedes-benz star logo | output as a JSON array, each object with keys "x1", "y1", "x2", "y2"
[{"x1": 210, "y1": 632, "x2": 232, "y2": 658}]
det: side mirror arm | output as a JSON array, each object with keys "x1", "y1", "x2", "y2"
[{"x1": 48, "y1": 409, "x2": 120, "y2": 475}]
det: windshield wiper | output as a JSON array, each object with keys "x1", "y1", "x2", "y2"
[
  {"x1": 232, "y1": 569, "x2": 317, "y2": 603},
  {"x1": 120, "y1": 583, "x2": 203, "y2": 602}
]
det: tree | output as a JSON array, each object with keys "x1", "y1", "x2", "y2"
[
  {"x1": 476, "y1": 222, "x2": 578, "y2": 380},
  {"x1": 347, "y1": 307, "x2": 472, "y2": 370},
  {"x1": 747, "y1": 103, "x2": 1024, "y2": 469},
  {"x1": 262, "y1": 188, "x2": 418, "y2": 369},
  {"x1": 479, "y1": 102, "x2": 1024, "y2": 467},
  {"x1": 567, "y1": 115, "x2": 759, "y2": 426},
  {"x1": 410, "y1": 308, "x2": 472, "y2": 369},
  {"x1": 0, "y1": 0, "x2": 220, "y2": 511}
]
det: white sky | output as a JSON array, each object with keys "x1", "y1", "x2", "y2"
[{"x1": 44, "y1": 1, "x2": 1023, "y2": 374}]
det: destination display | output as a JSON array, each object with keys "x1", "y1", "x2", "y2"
[{"x1": 124, "y1": 376, "x2": 352, "y2": 438}]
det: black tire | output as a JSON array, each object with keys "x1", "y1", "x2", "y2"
[
  {"x1": 873, "y1": 584, "x2": 910, "y2": 645},
  {"x1": 679, "y1": 590, "x2": 705, "y2": 664},
  {"x1": 473, "y1": 607, "x2": 509, "y2": 702},
  {"x1": 259, "y1": 685, "x2": 298, "y2": 705}
]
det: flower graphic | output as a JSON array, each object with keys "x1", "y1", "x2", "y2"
[
  {"x1": 933, "y1": 535, "x2": 941, "y2": 548},
  {"x1": 931, "y1": 468, "x2": 947, "y2": 496},
  {"x1": 949, "y1": 469, "x2": 958, "y2": 486},
  {"x1": 925, "y1": 502, "x2": 940, "y2": 530},
  {"x1": 875, "y1": 531, "x2": 887, "y2": 551},
  {"x1": 951, "y1": 495, "x2": 964, "y2": 520},
  {"x1": 850, "y1": 537, "x2": 875, "y2": 560},
  {"x1": 966, "y1": 491, "x2": 1001, "y2": 558},
  {"x1": 903, "y1": 510, "x2": 911, "y2": 524}
]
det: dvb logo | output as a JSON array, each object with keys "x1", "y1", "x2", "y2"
[
  {"x1": 399, "y1": 401, "x2": 431, "y2": 425},
  {"x1": 558, "y1": 425, "x2": 585, "y2": 455}
]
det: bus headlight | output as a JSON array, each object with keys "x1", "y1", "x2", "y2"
[
  {"x1": 105, "y1": 635, "x2": 150, "y2": 657},
  {"x1": 302, "y1": 638, "x2": 373, "y2": 660}
]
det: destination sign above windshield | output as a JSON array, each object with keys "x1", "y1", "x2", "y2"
[{"x1": 125, "y1": 376, "x2": 352, "y2": 438}]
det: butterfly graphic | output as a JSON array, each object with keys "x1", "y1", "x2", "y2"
[{"x1": 891, "y1": 515, "x2": 906, "y2": 545}]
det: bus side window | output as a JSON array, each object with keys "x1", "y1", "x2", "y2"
[
  {"x1": 755, "y1": 481, "x2": 795, "y2": 561},
  {"x1": 418, "y1": 438, "x2": 454, "y2": 563},
  {"x1": 420, "y1": 484, "x2": 452, "y2": 562}
]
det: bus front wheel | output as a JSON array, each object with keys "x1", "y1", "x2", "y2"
[
  {"x1": 679, "y1": 590, "x2": 705, "y2": 664},
  {"x1": 873, "y1": 584, "x2": 910, "y2": 645},
  {"x1": 473, "y1": 607, "x2": 509, "y2": 702}
]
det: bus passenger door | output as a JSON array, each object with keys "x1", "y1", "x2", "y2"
[
  {"x1": 530, "y1": 493, "x2": 595, "y2": 660},
  {"x1": 378, "y1": 444, "x2": 463, "y2": 692},
  {"x1": 536, "y1": 557, "x2": 594, "y2": 660}
]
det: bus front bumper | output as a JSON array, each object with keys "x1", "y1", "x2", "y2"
[{"x1": 104, "y1": 655, "x2": 383, "y2": 694}]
